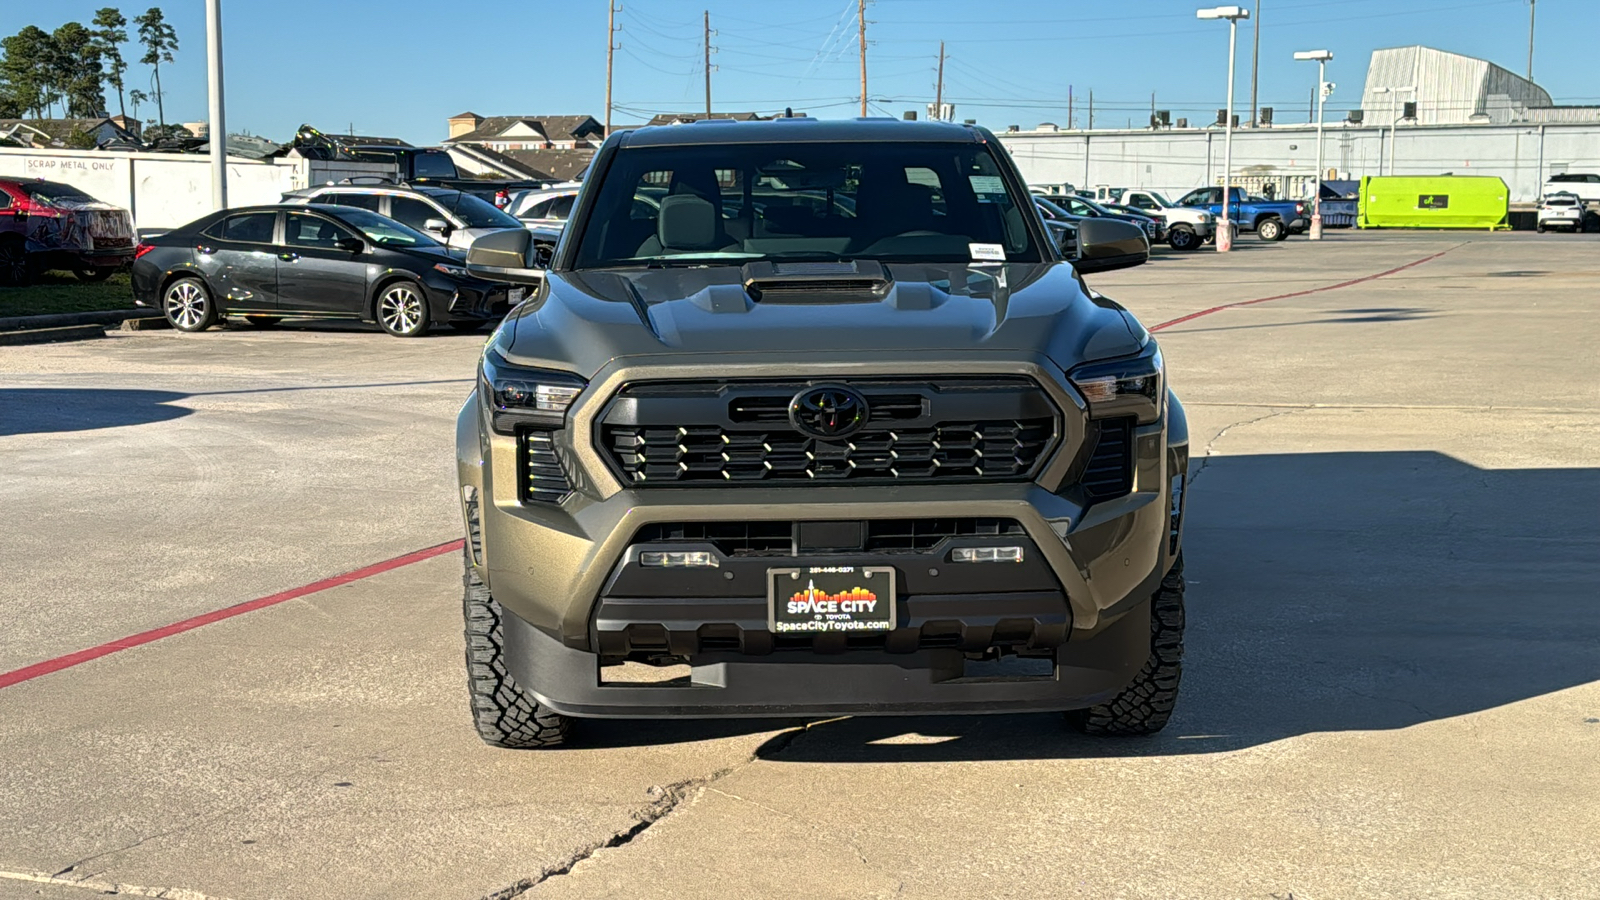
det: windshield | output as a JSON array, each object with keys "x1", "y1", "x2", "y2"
[
  {"x1": 1144, "y1": 192, "x2": 1172, "y2": 207},
  {"x1": 573, "y1": 141, "x2": 1042, "y2": 268},
  {"x1": 330, "y1": 207, "x2": 442, "y2": 248},
  {"x1": 442, "y1": 191, "x2": 522, "y2": 229},
  {"x1": 19, "y1": 182, "x2": 99, "y2": 206}
]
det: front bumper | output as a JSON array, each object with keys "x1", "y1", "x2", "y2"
[{"x1": 458, "y1": 360, "x2": 1188, "y2": 718}]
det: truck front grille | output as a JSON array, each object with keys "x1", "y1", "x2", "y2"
[
  {"x1": 600, "y1": 378, "x2": 1060, "y2": 486},
  {"x1": 633, "y1": 517, "x2": 1027, "y2": 556}
]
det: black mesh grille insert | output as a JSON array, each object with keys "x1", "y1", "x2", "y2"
[
  {"x1": 632, "y1": 518, "x2": 1026, "y2": 557},
  {"x1": 602, "y1": 378, "x2": 1059, "y2": 486},
  {"x1": 523, "y1": 431, "x2": 573, "y2": 504},
  {"x1": 1081, "y1": 417, "x2": 1135, "y2": 501}
]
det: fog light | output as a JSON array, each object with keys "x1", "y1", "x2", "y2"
[
  {"x1": 640, "y1": 550, "x2": 718, "y2": 568},
  {"x1": 951, "y1": 546, "x2": 1024, "y2": 563}
]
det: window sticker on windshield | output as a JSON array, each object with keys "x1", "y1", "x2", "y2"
[
  {"x1": 969, "y1": 243, "x2": 1006, "y2": 262},
  {"x1": 968, "y1": 175, "x2": 1006, "y2": 199}
]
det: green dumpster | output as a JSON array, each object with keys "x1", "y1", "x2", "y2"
[{"x1": 1358, "y1": 176, "x2": 1509, "y2": 229}]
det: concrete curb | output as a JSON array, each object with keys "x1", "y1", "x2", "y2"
[
  {"x1": 0, "y1": 324, "x2": 106, "y2": 346},
  {"x1": 0, "y1": 308, "x2": 163, "y2": 333}
]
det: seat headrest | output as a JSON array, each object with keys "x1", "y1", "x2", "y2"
[{"x1": 657, "y1": 195, "x2": 719, "y2": 250}]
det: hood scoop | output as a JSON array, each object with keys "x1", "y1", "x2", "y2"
[{"x1": 742, "y1": 260, "x2": 889, "y2": 303}]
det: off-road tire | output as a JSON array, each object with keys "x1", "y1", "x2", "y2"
[
  {"x1": 463, "y1": 554, "x2": 570, "y2": 748},
  {"x1": 0, "y1": 237, "x2": 29, "y2": 287},
  {"x1": 243, "y1": 315, "x2": 281, "y2": 328},
  {"x1": 1168, "y1": 224, "x2": 1201, "y2": 251},
  {"x1": 1067, "y1": 555, "x2": 1185, "y2": 736},
  {"x1": 1256, "y1": 217, "x2": 1285, "y2": 241}
]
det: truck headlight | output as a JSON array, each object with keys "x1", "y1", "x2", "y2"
[
  {"x1": 1197, "y1": 212, "x2": 1213, "y2": 223},
  {"x1": 480, "y1": 349, "x2": 586, "y2": 434},
  {"x1": 1068, "y1": 345, "x2": 1164, "y2": 423}
]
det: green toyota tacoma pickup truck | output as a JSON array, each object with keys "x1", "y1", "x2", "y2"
[{"x1": 454, "y1": 117, "x2": 1187, "y2": 747}]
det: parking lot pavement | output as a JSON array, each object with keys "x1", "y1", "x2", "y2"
[{"x1": 2, "y1": 233, "x2": 1597, "y2": 899}]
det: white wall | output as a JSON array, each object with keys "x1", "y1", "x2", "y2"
[
  {"x1": 0, "y1": 147, "x2": 394, "y2": 231},
  {"x1": 1001, "y1": 122, "x2": 1600, "y2": 203}
]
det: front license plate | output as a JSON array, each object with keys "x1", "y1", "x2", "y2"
[
  {"x1": 508, "y1": 287, "x2": 526, "y2": 305},
  {"x1": 768, "y1": 566, "x2": 896, "y2": 634}
]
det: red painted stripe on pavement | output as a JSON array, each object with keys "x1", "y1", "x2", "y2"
[
  {"x1": 0, "y1": 538, "x2": 465, "y2": 690},
  {"x1": 1149, "y1": 246, "x2": 1457, "y2": 333}
]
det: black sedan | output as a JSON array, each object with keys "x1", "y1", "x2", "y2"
[
  {"x1": 131, "y1": 204, "x2": 527, "y2": 337},
  {"x1": 1036, "y1": 194, "x2": 1164, "y2": 243}
]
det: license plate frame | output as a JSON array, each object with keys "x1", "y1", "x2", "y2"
[{"x1": 767, "y1": 565, "x2": 896, "y2": 634}]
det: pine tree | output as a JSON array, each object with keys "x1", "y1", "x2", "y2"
[
  {"x1": 133, "y1": 7, "x2": 177, "y2": 129},
  {"x1": 91, "y1": 8, "x2": 130, "y2": 118}
]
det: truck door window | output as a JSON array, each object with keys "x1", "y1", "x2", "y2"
[
  {"x1": 413, "y1": 151, "x2": 457, "y2": 179},
  {"x1": 390, "y1": 196, "x2": 441, "y2": 231}
]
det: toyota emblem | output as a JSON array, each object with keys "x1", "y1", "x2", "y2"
[{"x1": 789, "y1": 386, "x2": 869, "y2": 439}]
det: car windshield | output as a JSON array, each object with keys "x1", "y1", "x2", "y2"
[
  {"x1": 1144, "y1": 192, "x2": 1172, "y2": 207},
  {"x1": 439, "y1": 191, "x2": 521, "y2": 229},
  {"x1": 330, "y1": 207, "x2": 441, "y2": 247},
  {"x1": 573, "y1": 140, "x2": 1042, "y2": 268},
  {"x1": 19, "y1": 182, "x2": 98, "y2": 206}
]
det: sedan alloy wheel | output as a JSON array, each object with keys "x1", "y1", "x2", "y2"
[{"x1": 378, "y1": 283, "x2": 429, "y2": 337}]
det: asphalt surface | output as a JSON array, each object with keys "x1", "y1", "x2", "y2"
[{"x1": 1, "y1": 230, "x2": 1597, "y2": 899}]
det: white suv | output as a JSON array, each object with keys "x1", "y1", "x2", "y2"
[{"x1": 1537, "y1": 192, "x2": 1595, "y2": 233}]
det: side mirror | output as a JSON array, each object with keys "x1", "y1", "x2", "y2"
[
  {"x1": 466, "y1": 228, "x2": 546, "y2": 285},
  {"x1": 1074, "y1": 218, "x2": 1149, "y2": 274},
  {"x1": 423, "y1": 217, "x2": 452, "y2": 236},
  {"x1": 337, "y1": 237, "x2": 365, "y2": 254}
]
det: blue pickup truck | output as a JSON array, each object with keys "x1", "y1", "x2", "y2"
[{"x1": 1174, "y1": 187, "x2": 1309, "y2": 241}]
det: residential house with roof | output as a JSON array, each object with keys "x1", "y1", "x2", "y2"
[{"x1": 0, "y1": 116, "x2": 142, "y2": 149}]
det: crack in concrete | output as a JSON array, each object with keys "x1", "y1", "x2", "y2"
[
  {"x1": 0, "y1": 869, "x2": 233, "y2": 900},
  {"x1": 484, "y1": 720, "x2": 827, "y2": 899},
  {"x1": 1188, "y1": 406, "x2": 1309, "y2": 486}
]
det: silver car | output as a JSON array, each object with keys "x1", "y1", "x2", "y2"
[
  {"x1": 282, "y1": 183, "x2": 526, "y2": 252},
  {"x1": 506, "y1": 188, "x2": 581, "y2": 231}
]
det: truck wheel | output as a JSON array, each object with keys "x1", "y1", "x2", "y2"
[
  {"x1": 0, "y1": 237, "x2": 29, "y2": 287},
  {"x1": 1256, "y1": 218, "x2": 1285, "y2": 241},
  {"x1": 1067, "y1": 555, "x2": 1185, "y2": 736},
  {"x1": 463, "y1": 554, "x2": 571, "y2": 748},
  {"x1": 376, "y1": 281, "x2": 431, "y2": 337},
  {"x1": 1168, "y1": 225, "x2": 1201, "y2": 251},
  {"x1": 163, "y1": 277, "x2": 219, "y2": 332}
]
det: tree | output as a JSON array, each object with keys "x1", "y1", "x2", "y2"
[
  {"x1": 66, "y1": 127, "x2": 100, "y2": 149},
  {"x1": 128, "y1": 87, "x2": 148, "y2": 120},
  {"x1": 91, "y1": 8, "x2": 130, "y2": 118},
  {"x1": 52, "y1": 22, "x2": 108, "y2": 118},
  {"x1": 0, "y1": 26, "x2": 60, "y2": 118},
  {"x1": 134, "y1": 7, "x2": 176, "y2": 129}
]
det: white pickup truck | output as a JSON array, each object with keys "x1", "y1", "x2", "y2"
[
  {"x1": 1542, "y1": 173, "x2": 1600, "y2": 204},
  {"x1": 1110, "y1": 189, "x2": 1215, "y2": 251}
]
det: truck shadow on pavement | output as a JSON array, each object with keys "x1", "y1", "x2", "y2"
[
  {"x1": 754, "y1": 450, "x2": 1600, "y2": 763},
  {"x1": 0, "y1": 388, "x2": 191, "y2": 436}
]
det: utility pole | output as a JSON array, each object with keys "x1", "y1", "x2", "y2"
[
  {"x1": 1068, "y1": 85, "x2": 1073, "y2": 130},
  {"x1": 934, "y1": 40, "x2": 944, "y2": 120},
  {"x1": 1527, "y1": 0, "x2": 1536, "y2": 81},
  {"x1": 1088, "y1": 90, "x2": 1094, "y2": 129},
  {"x1": 605, "y1": 1, "x2": 617, "y2": 136},
  {"x1": 205, "y1": 0, "x2": 226, "y2": 210},
  {"x1": 858, "y1": 0, "x2": 868, "y2": 116},
  {"x1": 1249, "y1": 0, "x2": 1261, "y2": 127},
  {"x1": 1151, "y1": 91, "x2": 1156, "y2": 127},
  {"x1": 704, "y1": 10, "x2": 712, "y2": 117}
]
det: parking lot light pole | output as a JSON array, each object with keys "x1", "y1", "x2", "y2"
[
  {"x1": 1199, "y1": 5, "x2": 1249, "y2": 252},
  {"x1": 206, "y1": 0, "x2": 226, "y2": 210},
  {"x1": 1374, "y1": 85, "x2": 1416, "y2": 177},
  {"x1": 1295, "y1": 50, "x2": 1333, "y2": 240}
]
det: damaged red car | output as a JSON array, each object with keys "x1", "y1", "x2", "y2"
[{"x1": 0, "y1": 178, "x2": 138, "y2": 286}]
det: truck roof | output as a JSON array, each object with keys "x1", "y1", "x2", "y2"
[{"x1": 618, "y1": 117, "x2": 985, "y2": 148}]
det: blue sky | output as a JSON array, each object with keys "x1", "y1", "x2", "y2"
[{"x1": 8, "y1": 0, "x2": 1596, "y2": 144}]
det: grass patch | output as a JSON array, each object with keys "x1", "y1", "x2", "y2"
[{"x1": 0, "y1": 269, "x2": 138, "y2": 318}]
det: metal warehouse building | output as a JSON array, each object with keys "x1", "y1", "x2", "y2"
[{"x1": 1000, "y1": 46, "x2": 1600, "y2": 204}]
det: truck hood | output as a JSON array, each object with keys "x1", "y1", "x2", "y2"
[{"x1": 494, "y1": 261, "x2": 1147, "y2": 378}]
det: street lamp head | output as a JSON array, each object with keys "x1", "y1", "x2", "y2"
[
  {"x1": 1294, "y1": 50, "x2": 1333, "y2": 61},
  {"x1": 1197, "y1": 6, "x2": 1249, "y2": 20}
]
